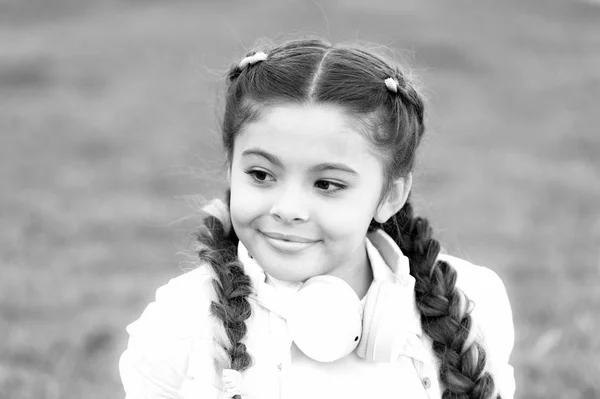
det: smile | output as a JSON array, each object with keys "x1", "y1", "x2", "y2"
[
  {"x1": 260, "y1": 231, "x2": 319, "y2": 253},
  {"x1": 261, "y1": 231, "x2": 317, "y2": 243}
]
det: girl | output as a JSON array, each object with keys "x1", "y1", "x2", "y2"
[{"x1": 119, "y1": 38, "x2": 515, "y2": 399}]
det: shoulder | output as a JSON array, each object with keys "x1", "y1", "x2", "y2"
[
  {"x1": 437, "y1": 253, "x2": 509, "y2": 304},
  {"x1": 126, "y1": 265, "x2": 216, "y2": 341},
  {"x1": 437, "y1": 254, "x2": 511, "y2": 318},
  {"x1": 437, "y1": 253, "x2": 516, "y2": 396},
  {"x1": 119, "y1": 265, "x2": 218, "y2": 398},
  {"x1": 437, "y1": 254, "x2": 514, "y2": 359}
]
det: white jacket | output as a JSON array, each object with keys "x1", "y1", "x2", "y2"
[{"x1": 119, "y1": 230, "x2": 515, "y2": 399}]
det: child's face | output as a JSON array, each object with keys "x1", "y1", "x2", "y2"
[{"x1": 229, "y1": 103, "x2": 387, "y2": 283}]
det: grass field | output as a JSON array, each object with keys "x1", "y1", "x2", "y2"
[{"x1": 1, "y1": 0, "x2": 599, "y2": 398}]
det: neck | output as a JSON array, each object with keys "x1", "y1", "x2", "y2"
[{"x1": 327, "y1": 242, "x2": 373, "y2": 300}]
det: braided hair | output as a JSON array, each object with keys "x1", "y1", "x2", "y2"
[
  {"x1": 370, "y1": 201, "x2": 497, "y2": 398},
  {"x1": 194, "y1": 198, "x2": 252, "y2": 399},
  {"x1": 195, "y1": 37, "x2": 500, "y2": 398}
]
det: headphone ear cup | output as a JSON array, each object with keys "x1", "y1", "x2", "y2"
[
  {"x1": 287, "y1": 275, "x2": 362, "y2": 363},
  {"x1": 357, "y1": 280, "x2": 415, "y2": 362}
]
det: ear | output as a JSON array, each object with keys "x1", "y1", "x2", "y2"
[{"x1": 374, "y1": 173, "x2": 413, "y2": 224}]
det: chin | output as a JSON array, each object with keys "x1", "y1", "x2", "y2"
[
  {"x1": 255, "y1": 251, "x2": 319, "y2": 282},
  {"x1": 258, "y1": 256, "x2": 314, "y2": 281}
]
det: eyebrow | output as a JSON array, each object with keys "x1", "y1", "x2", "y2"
[{"x1": 241, "y1": 148, "x2": 359, "y2": 176}]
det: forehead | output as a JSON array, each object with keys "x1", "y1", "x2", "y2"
[{"x1": 233, "y1": 103, "x2": 379, "y2": 166}]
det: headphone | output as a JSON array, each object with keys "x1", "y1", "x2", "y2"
[{"x1": 247, "y1": 231, "x2": 417, "y2": 363}]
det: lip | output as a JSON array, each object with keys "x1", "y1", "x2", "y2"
[
  {"x1": 261, "y1": 231, "x2": 318, "y2": 243},
  {"x1": 259, "y1": 231, "x2": 319, "y2": 254}
]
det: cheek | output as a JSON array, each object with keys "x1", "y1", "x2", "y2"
[
  {"x1": 230, "y1": 171, "x2": 265, "y2": 226},
  {"x1": 316, "y1": 194, "x2": 378, "y2": 237}
]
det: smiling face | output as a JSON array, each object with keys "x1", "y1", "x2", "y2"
[{"x1": 229, "y1": 103, "x2": 394, "y2": 283}]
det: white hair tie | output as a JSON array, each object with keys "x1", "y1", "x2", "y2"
[
  {"x1": 222, "y1": 369, "x2": 243, "y2": 397},
  {"x1": 201, "y1": 198, "x2": 231, "y2": 235},
  {"x1": 238, "y1": 51, "x2": 268, "y2": 69},
  {"x1": 384, "y1": 77, "x2": 399, "y2": 93}
]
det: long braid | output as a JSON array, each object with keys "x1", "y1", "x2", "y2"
[
  {"x1": 374, "y1": 200, "x2": 498, "y2": 398},
  {"x1": 370, "y1": 68, "x2": 501, "y2": 398},
  {"x1": 195, "y1": 190, "x2": 253, "y2": 398}
]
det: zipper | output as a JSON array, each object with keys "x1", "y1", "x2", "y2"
[
  {"x1": 278, "y1": 362, "x2": 283, "y2": 399},
  {"x1": 269, "y1": 306, "x2": 284, "y2": 399}
]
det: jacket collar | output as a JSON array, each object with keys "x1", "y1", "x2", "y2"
[
  {"x1": 364, "y1": 229, "x2": 422, "y2": 338},
  {"x1": 364, "y1": 231, "x2": 429, "y2": 363}
]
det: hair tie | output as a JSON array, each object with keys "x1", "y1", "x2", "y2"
[
  {"x1": 222, "y1": 369, "x2": 243, "y2": 398},
  {"x1": 238, "y1": 51, "x2": 268, "y2": 69},
  {"x1": 201, "y1": 198, "x2": 232, "y2": 235},
  {"x1": 384, "y1": 77, "x2": 399, "y2": 93}
]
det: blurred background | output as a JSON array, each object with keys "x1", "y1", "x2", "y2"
[{"x1": 1, "y1": 0, "x2": 599, "y2": 398}]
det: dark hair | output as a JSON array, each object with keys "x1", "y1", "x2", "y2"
[{"x1": 196, "y1": 37, "x2": 499, "y2": 399}]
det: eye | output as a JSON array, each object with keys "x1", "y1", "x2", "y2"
[
  {"x1": 314, "y1": 180, "x2": 346, "y2": 193},
  {"x1": 245, "y1": 169, "x2": 274, "y2": 184}
]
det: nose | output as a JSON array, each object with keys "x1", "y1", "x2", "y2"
[{"x1": 269, "y1": 184, "x2": 309, "y2": 223}]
